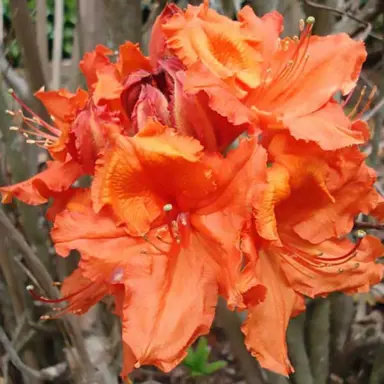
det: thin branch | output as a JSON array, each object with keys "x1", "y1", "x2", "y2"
[
  {"x1": 353, "y1": 222, "x2": 384, "y2": 230},
  {"x1": 303, "y1": 0, "x2": 384, "y2": 41},
  {"x1": 0, "y1": 209, "x2": 95, "y2": 382},
  {"x1": 36, "y1": 0, "x2": 49, "y2": 79},
  {"x1": 0, "y1": 324, "x2": 58, "y2": 380},
  {"x1": 51, "y1": 0, "x2": 64, "y2": 89},
  {"x1": 215, "y1": 299, "x2": 267, "y2": 384},
  {"x1": 362, "y1": 97, "x2": 384, "y2": 122}
]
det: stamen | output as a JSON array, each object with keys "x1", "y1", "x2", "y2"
[
  {"x1": 7, "y1": 89, "x2": 61, "y2": 149},
  {"x1": 348, "y1": 86, "x2": 366, "y2": 118},
  {"x1": 163, "y1": 204, "x2": 173, "y2": 212},
  {"x1": 306, "y1": 16, "x2": 315, "y2": 24},
  {"x1": 27, "y1": 284, "x2": 92, "y2": 304},
  {"x1": 353, "y1": 87, "x2": 377, "y2": 120},
  {"x1": 299, "y1": 19, "x2": 305, "y2": 32}
]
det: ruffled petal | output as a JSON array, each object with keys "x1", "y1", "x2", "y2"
[
  {"x1": 0, "y1": 159, "x2": 83, "y2": 205},
  {"x1": 241, "y1": 249, "x2": 305, "y2": 376},
  {"x1": 292, "y1": 162, "x2": 379, "y2": 243},
  {"x1": 91, "y1": 121, "x2": 217, "y2": 235},
  {"x1": 181, "y1": 64, "x2": 257, "y2": 150},
  {"x1": 285, "y1": 101, "x2": 365, "y2": 150},
  {"x1": 249, "y1": 34, "x2": 366, "y2": 118},
  {"x1": 120, "y1": 230, "x2": 218, "y2": 376},
  {"x1": 194, "y1": 138, "x2": 268, "y2": 308},
  {"x1": 35, "y1": 88, "x2": 88, "y2": 123},
  {"x1": 149, "y1": 4, "x2": 182, "y2": 67},
  {"x1": 162, "y1": 1, "x2": 263, "y2": 89},
  {"x1": 118, "y1": 42, "x2": 152, "y2": 78},
  {"x1": 80, "y1": 45, "x2": 114, "y2": 90}
]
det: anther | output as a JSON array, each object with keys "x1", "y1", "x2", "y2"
[
  {"x1": 40, "y1": 315, "x2": 52, "y2": 320},
  {"x1": 299, "y1": 19, "x2": 305, "y2": 31},
  {"x1": 163, "y1": 203, "x2": 173, "y2": 212},
  {"x1": 52, "y1": 282, "x2": 61, "y2": 286},
  {"x1": 7, "y1": 88, "x2": 14, "y2": 94},
  {"x1": 26, "y1": 139, "x2": 36, "y2": 144},
  {"x1": 6, "y1": 110, "x2": 15, "y2": 116},
  {"x1": 306, "y1": 16, "x2": 315, "y2": 25},
  {"x1": 9, "y1": 126, "x2": 19, "y2": 131},
  {"x1": 355, "y1": 229, "x2": 366, "y2": 238}
]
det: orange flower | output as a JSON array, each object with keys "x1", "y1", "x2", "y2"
[
  {"x1": 239, "y1": 134, "x2": 384, "y2": 375},
  {"x1": 47, "y1": 125, "x2": 268, "y2": 375},
  {"x1": 168, "y1": 1, "x2": 368, "y2": 150}
]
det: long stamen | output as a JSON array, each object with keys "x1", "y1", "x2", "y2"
[
  {"x1": 353, "y1": 86, "x2": 377, "y2": 120},
  {"x1": 26, "y1": 284, "x2": 93, "y2": 304},
  {"x1": 285, "y1": 234, "x2": 364, "y2": 270},
  {"x1": 248, "y1": 17, "x2": 315, "y2": 107},
  {"x1": 8, "y1": 89, "x2": 60, "y2": 136}
]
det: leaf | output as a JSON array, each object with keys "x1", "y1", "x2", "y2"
[{"x1": 182, "y1": 337, "x2": 227, "y2": 377}]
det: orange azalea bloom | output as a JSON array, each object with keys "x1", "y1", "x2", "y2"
[
  {"x1": 238, "y1": 133, "x2": 384, "y2": 375},
  {"x1": 0, "y1": 88, "x2": 121, "y2": 205},
  {"x1": 45, "y1": 122, "x2": 268, "y2": 375},
  {"x1": 76, "y1": 5, "x2": 254, "y2": 152},
  {"x1": 166, "y1": 1, "x2": 369, "y2": 150}
]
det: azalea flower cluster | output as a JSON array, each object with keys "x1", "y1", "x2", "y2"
[{"x1": 2, "y1": 1, "x2": 384, "y2": 378}]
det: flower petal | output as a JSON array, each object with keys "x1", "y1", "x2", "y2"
[
  {"x1": 181, "y1": 65, "x2": 257, "y2": 150},
  {"x1": 80, "y1": 45, "x2": 114, "y2": 90},
  {"x1": 292, "y1": 162, "x2": 379, "y2": 243},
  {"x1": 120, "y1": 231, "x2": 217, "y2": 375},
  {"x1": 162, "y1": 1, "x2": 263, "y2": 89},
  {"x1": 35, "y1": 88, "x2": 88, "y2": 123},
  {"x1": 284, "y1": 101, "x2": 365, "y2": 150},
  {"x1": 0, "y1": 159, "x2": 82, "y2": 205},
  {"x1": 91, "y1": 121, "x2": 216, "y2": 235},
  {"x1": 118, "y1": 42, "x2": 152, "y2": 78},
  {"x1": 241, "y1": 249, "x2": 305, "y2": 376}
]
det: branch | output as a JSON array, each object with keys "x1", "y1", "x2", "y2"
[
  {"x1": 51, "y1": 0, "x2": 64, "y2": 89},
  {"x1": 0, "y1": 324, "x2": 62, "y2": 381},
  {"x1": 308, "y1": 299, "x2": 330, "y2": 384},
  {"x1": 215, "y1": 299, "x2": 267, "y2": 384},
  {"x1": 0, "y1": 209, "x2": 96, "y2": 382},
  {"x1": 353, "y1": 222, "x2": 384, "y2": 230},
  {"x1": 287, "y1": 313, "x2": 314, "y2": 384},
  {"x1": 303, "y1": 0, "x2": 384, "y2": 41}
]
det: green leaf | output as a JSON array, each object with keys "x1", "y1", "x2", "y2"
[{"x1": 182, "y1": 337, "x2": 227, "y2": 377}]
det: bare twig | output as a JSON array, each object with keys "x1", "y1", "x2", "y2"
[
  {"x1": 0, "y1": 324, "x2": 59, "y2": 380},
  {"x1": 215, "y1": 299, "x2": 267, "y2": 384},
  {"x1": 362, "y1": 97, "x2": 384, "y2": 122},
  {"x1": 303, "y1": 0, "x2": 384, "y2": 41},
  {"x1": 36, "y1": 0, "x2": 49, "y2": 79},
  {"x1": 354, "y1": 221, "x2": 384, "y2": 230},
  {"x1": 51, "y1": 0, "x2": 64, "y2": 89},
  {"x1": 0, "y1": 209, "x2": 95, "y2": 382},
  {"x1": 287, "y1": 313, "x2": 314, "y2": 384}
]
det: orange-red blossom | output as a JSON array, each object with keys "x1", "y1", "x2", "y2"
[{"x1": 1, "y1": 0, "x2": 384, "y2": 379}]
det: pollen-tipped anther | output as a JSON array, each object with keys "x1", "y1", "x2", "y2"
[
  {"x1": 163, "y1": 203, "x2": 173, "y2": 212},
  {"x1": 306, "y1": 16, "x2": 315, "y2": 25},
  {"x1": 355, "y1": 229, "x2": 366, "y2": 238}
]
